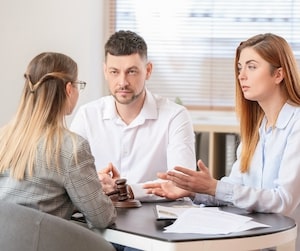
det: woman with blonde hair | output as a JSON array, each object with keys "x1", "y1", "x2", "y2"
[
  {"x1": 145, "y1": 33, "x2": 300, "y2": 247},
  {"x1": 0, "y1": 52, "x2": 116, "y2": 230}
]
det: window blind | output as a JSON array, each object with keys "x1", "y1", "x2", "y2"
[{"x1": 108, "y1": 0, "x2": 300, "y2": 110}]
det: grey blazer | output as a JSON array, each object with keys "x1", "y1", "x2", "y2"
[{"x1": 0, "y1": 132, "x2": 116, "y2": 229}]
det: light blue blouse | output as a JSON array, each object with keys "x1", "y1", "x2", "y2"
[{"x1": 194, "y1": 103, "x2": 300, "y2": 216}]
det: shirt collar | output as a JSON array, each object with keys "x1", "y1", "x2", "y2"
[
  {"x1": 262, "y1": 102, "x2": 297, "y2": 130},
  {"x1": 103, "y1": 96, "x2": 118, "y2": 120},
  {"x1": 102, "y1": 88, "x2": 158, "y2": 121},
  {"x1": 139, "y1": 88, "x2": 158, "y2": 120},
  {"x1": 275, "y1": 102, "x2": 297, "y2": 129}
]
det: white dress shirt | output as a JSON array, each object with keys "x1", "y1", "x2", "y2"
[{"x1": 70, "y1": 89, "x2": 196, "y2": 201}]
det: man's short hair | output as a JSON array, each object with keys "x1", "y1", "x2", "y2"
[{"x1": 105, "y1": 30, "x2": 148, "y2": 60}]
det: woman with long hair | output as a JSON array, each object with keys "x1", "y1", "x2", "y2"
[
  {"x1": 0, "y1": 52, "x2": 116, "y2": 229},
  {"x1": 145, "y1": 33, "x2": 300, "y2": 247}
]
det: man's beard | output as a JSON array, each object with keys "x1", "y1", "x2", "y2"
[{"x1": 113, "y1": 88, "x2": 144, "y2": 105}]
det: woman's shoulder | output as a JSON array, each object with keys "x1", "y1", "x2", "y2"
[
  {"x1": 62, "y1": 130, "x2": 90, "y2": 149},
  {"x1": 60, "y1": 131, "x2": 94, "y2": 168}
]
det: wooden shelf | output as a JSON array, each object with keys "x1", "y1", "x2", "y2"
[{"x1": 190, "y1": 111, "x2": 240, "y2": 178}]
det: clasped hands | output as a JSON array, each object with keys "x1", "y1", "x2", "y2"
[
  {"x1": 143, "y1": 160, "x2": 218, "y2": 200},
  {"x1": 98, "y1": 162, "x2": 120, "y2": 194}
]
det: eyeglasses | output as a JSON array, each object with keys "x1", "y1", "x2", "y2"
[{"x1": 73, "y1": 80, "x2": 87, "y2": 91}]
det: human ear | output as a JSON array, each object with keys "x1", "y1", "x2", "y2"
[
  {"x1": 65, "y1": 82, "x2": 73, "y2": 97},
  {"x1": 103, "y1": 63, "x2": 108, "y2": 80},
  {"x1": 145, "y1": 61, "x2": 153, "y2": 80},
  {"x1": 275, "y1": 67, "x2": 284, "y2": 85}
]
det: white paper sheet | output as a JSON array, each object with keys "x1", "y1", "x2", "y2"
[{"x1": 163, "y1": 207, "x2": 270, "y2": 234}]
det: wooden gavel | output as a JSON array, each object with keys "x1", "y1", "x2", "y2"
[
  {"x1": 105, "y1": 178, "x2": 141, "y2": 208},
  {"x1": 106, "y1": 178, "x2": 129, "y2": 201}
]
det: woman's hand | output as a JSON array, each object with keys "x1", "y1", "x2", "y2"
[
  {"x1": 143, "y1": 160, "x2": 217, "y2": 199},
  {"x1": 166, "y1": 160, "x2": 217, "y2": 196},
  {"x1": 98, "y1": 162, "x2": 120, "y2": 194}
]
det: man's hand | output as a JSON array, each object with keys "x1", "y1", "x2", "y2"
[
  {"x1": 143, "y1": 160, "x2": 217, "y2": 199},
  {"x1": 143, "y1": 180, "x2": 193, "y2": 200},
  {"x1": 98, "y1": 162, "x2": 120, "y2": 194}
]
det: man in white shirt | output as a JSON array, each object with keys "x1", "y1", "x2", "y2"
[{"x1": 70, "y1": 30, "x2": 196, "y2": 201}]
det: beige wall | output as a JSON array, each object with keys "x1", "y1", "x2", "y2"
[{"x1": 0, "y1": 0, "x2": 108, "y2": 126}]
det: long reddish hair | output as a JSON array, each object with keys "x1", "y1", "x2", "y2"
[{"x1": 235, "y1": 33, "x2": 300, "y2": 172}]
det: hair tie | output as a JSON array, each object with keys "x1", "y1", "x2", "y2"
[{"x1": 24, "y1": 73, "x2": 36, "y2": 94}]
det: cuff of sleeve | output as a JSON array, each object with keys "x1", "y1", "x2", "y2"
[
  {"x1": 215, "y1": 181, "x2": 234, "y2": 202},
  {"x1": 193, "y1": 193, "x2": 213, "y2": 205}
]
